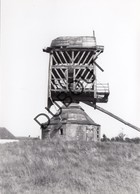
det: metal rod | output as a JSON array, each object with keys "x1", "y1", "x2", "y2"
[{"x1": 93, "y1": 61, "x2": 104, "y2": 72}]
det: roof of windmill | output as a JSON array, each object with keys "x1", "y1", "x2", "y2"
[
  {"x1": 0, "y1": 127, "x2": 15, "y2": 139},
  {"x1": 48, "y1": 103, "x2": 100, "y2": 126},
  {"x1": 50, "y1": 36, "x2": 97, "y2": 48}
]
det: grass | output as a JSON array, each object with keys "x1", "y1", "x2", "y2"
[{"x1": 0, "y1": 139, "x2": 140, "y2": 194}]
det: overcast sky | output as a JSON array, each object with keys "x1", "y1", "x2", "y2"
[{"x1": 1, "y1": 0, "x2": 140, "y2": 138}]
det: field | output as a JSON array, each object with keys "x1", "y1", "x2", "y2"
[{"x1": 0, "y1": 139, "x2": 140, "y2": 194}]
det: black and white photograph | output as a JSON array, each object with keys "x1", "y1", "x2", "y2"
[{"x1": 1, "y1": 0, "x2": 140, "y2": 193}]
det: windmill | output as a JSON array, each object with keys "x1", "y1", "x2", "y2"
[
  {"x1": 43, "y1": 32, "x2": 109, "y2": 108},
  {"x1": 41, "y1": 31, "x2": 140, "y2": 140}
]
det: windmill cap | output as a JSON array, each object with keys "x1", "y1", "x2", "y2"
[{"x1": 51, "y1": 36, "x2": 97, "y2": 48}]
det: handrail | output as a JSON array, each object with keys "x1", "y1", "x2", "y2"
[{"x1": 96, "y1": 83, "x2": 109, "y2": 93}]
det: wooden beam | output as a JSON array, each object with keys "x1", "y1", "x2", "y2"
[
  {"x1": 82, "y1": 51, "x2": 91, "y2": 65},
  {"x1": 65, "y1": 51, "x2": 72, "y2": 63},
  {"x1": 93, "y1": 61, "x2": 104, "y2": 72},
  {"x1": 60, "y1": 51, "x2": 69, "y2": 65},
  {"x1": 74, "y1": 51, "x2": 80, "y2": 61},
  {"x1": 95, "y1": 105, "x2": 140, "y2": 132},
  {"x1": 52, "y1": 55, "x2": 59, "y2": 65},
  {"x1": 43, "y1": 46, "x2": 104, "y2": 53},
  {"x1": 55, "y1": 51, "x2": 64, "y2": 65},
  {"x1": 84, "y1": 102, "x2": 140, "y2": 133},
  {"x1": 77, "y1": 51, "x2": 86, "y2": 66}
]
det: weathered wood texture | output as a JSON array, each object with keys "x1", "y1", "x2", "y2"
[{"x1": 42, "y1": 103, "x2": 100, "y2": 141}]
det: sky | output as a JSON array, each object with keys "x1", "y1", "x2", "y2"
[{"x1": 1, "y1": 0, "x2": 140, "y2": 138}]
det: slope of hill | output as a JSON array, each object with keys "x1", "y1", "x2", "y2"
[{"x1": 0, "y1": 139, "x2": 140, "y2": 194}]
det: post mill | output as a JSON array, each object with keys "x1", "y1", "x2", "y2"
[{"x1": 40, "y1": 31, "x2": 140, "y2": 140}]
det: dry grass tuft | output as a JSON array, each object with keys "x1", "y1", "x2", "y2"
[{"x1": 0, "y1": 139, "x2": 140, "y2": 194}]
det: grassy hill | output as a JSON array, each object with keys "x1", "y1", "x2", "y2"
[{"x1": 0, "y1": 139, "x2": 140, "y2": 194}]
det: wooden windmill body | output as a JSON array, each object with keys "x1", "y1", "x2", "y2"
[{"x1": 41, "y1": 32, "x2": 140, "y2": 140}]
